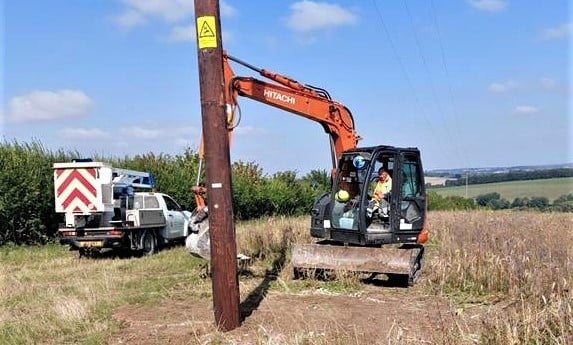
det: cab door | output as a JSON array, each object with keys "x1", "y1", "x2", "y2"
[
  {"x1": 398, "y1": 152, "x2": 426, "y2": 230},
  {"x1": 162, "y1": 195, "x2": 186, "y2": 239}
]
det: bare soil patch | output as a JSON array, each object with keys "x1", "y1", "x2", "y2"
[{"x1": 111, "y1": 282, "x2": 472, "y2": 345}]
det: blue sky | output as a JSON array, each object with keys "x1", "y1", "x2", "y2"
[{"x1": 2, "y1": 0, "x2": 571, "y2": 175}]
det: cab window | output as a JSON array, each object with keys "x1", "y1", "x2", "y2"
[
  {"x1": 163, "y1": 196, "x2": 181, "y2": 211},
  {"x1": 402, "y1": 156, "x2": 421, "y2": 197},
  {"x1": 144, "y1": 196, "x2": 160, "y2": 208}
]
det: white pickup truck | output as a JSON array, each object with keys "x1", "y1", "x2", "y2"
[{"x1": 54, "y1": 161, "x2": 192, "y2": 256}]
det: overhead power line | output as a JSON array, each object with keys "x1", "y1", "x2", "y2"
[
  {"x1": 429, "y1": 0, "x2": 472, "y2": 170},
  {"x1": 371, "y1": 0, "x2": 447, "y2": 158},
  {"x1": 402, "y1": 0, "x2": 462, "y2": 166}
]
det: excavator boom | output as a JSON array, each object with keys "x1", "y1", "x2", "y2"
[{"x1": 223, "y1": 52, "x2": 361, "y2": 169}]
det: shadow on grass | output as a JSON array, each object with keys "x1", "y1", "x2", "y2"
[
  {"x1": 292, "y1": 269, "x2": 411, "y2": 289},
  {"x1": 70, "y1": 240, "x2": 185, "y2": 260},
  {"x1": 239, "y1": 232, "x2": 291, "y2": 321},
  {"x1": 360, "y1": 273, "x2": 411, "y2": 288},
  {"x1": 72, "y1": 247, "x2": 134, "y2": 260}
]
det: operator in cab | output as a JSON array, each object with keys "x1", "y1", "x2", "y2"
[{"x1": 367, "y1": 168, "x2": 392, "y2": 217}]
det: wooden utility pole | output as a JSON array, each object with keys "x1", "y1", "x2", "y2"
[{"x1": 193, "y1": 0, "x2": 240, "y2": 331}]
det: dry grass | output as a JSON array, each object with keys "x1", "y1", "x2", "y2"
[
  {"x1": 0, "y1": 245, "x2": 206, "y2": 344},
  {"x1": 426, "y1": 210, "x2": 573, "y2": 344},
  {"x1": 235, "y1": 212, "x2": 573, "y2": 344},
  {"x1": 235, "y1": 216, "x2": 364, "y2": 291},
  {"x1": 1, "y1": 211, "x2": 571, "y2": 344},
  {"x1": 236, "y1": 216, "x2": 311, "y2": 261}
]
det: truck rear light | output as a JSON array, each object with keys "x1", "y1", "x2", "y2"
[
  {"x1": 61, "y1": 231, "x2": 76, "y2": 236},
  {"x1": 107, "y1": 230, "x2": 123, "y2": 236}
]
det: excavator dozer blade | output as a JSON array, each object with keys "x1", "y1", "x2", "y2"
[{"x1": 291, "y1": 243, "x2": 422, "y2": 277}]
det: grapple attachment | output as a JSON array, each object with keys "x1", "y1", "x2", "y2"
[{"x1": 291, "y1": 242, "x2": 424, "y2": 285}]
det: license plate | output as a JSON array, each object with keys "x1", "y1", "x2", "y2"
[{"x1": 79, "y1": 241, "x2": 103, "y2": 248}]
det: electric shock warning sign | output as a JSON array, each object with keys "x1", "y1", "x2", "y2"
[{"x1": 197, "y1": 16, "x2": 217, "y2": 49}]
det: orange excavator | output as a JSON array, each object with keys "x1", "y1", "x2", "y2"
[{"x1": 188, "y1": 52, "x2": 428, "y2": 285}]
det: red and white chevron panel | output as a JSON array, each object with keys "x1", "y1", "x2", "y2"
[{"x1": 54, "y1": 168, "x2": 100, "y2": 213}]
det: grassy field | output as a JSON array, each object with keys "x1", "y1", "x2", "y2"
[
  {"x1": 1, "y1": 212, "x2": 572, "y2": 344},
  {"x1": 429, "y1": 177, "x2": 573, "y2": 201}
]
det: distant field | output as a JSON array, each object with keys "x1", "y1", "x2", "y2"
[{"x1": 429, "y1": 177, "x2": 573, "y2": 201}]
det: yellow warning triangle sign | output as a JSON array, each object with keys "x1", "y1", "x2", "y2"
[
  {"x1": 199, "y1": 21, "x2": 215, "y2": 38},
  {"x1": 197, "y1": 16, "x2": 217, "y2": 49}
]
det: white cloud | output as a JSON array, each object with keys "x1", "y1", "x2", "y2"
[
  {"x1": 285, "y1": 1, "x2": 357, "y2": 33},
  {"x1": 233, "y1": 125, "x2": 268, "y2": 136},
  {"x1": 166, "y1": 23, "x2": 231, "y2": 43},
  {"x1": 60, "y1": 128, "x2": 111, "y2": 139},
  {"x1": 174, "y1": 125, "x2": 201, "y2": 137},
  {"x1": 540, "y1": 77, "x2": 558, "y2": 89},
  {"x1": 221, "y1": 30, "x2": 233, "y2": 44},
  {"x1": 489, "y1": 80, "x2": 518, "y2": 93},
  {"x1": 10, "y1": 90, "x2": 93, "y2": 122},
  {"x1": 114, "y1": 0, "x2": 237, "y2": 29},
  {"x1": 116, "y1": 124, "x2": 200, "y2": 142},
  {"x1": 167, "y1": 24, "x2": 196, "y2": 42},
  {"x1": 120, "y1": 126, "x2": 164, "y2": 139},
  {"x1": 118, "y1": 0, "x2": 194, "y2": 24},
  {"x1": 112, "y1": 141, "x2": 130, "y2": 148},
  {"x1": 467, "y1": 0, "x2": 508, "y2": 12},
  {"x1": 175, "y1": 138, "x2": 198, "y2": 149},
  {"x1": 490, "y1": 78, "x2": 561, "y2": 93},
  {"x1": 514, "y1": 105, "x2": 539, "y2": 114},
  {"x1": 540, "y1": 23, "x2": 572, "y2": 41},
  {"x1": 113, "y1": 9, "x2": 146, "y2": 28},
  {"x1": 220, "y1": 1, "x2": 237, "y2": 17}
]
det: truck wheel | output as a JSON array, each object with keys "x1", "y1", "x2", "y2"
[{"x1": 141, "y1": 230, "x2": 156, "y2": 256}]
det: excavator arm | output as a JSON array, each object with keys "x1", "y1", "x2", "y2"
[{"x1": 223, "y1": 52, "x2": 362, "y2": 169}]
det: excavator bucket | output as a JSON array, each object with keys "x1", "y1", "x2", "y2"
[{"x1": 291, "y1": 242, "x2": 423, "y2": 285}]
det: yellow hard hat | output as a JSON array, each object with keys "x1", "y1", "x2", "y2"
[{"x1": 335, "y1": 190, "x2": 350, "y2": 202}]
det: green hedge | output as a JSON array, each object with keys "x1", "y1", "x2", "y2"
[
  {"x1": 427, "y1": 191, "x2": 477, "y2": 211},
  {"x1": 0, "y1": 141, "x2": 329, "y2": 245},
  {"x1": 0, "y1": 141, "x2": 77, "y2": 244}
]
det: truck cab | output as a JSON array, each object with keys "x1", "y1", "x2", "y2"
[{"x1": 130, "y1": 192, "x2": 191, "y2": 242}]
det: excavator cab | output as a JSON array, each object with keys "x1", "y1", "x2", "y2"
[
  {"x1": 292, "y1": 145, "x2": 428, "y2": 285},
  {"x1": 312, "y1": 145, "x2": 426, "y2": 245}
]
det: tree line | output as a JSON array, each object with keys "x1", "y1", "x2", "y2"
[
  {"x1": 1, "y1": 140, "x2": 571, "y2": 246},
  {"x1": 427, "y1": 191, "x2": 573, "y2": 212},
  {"x1": 434, "y1": 168, "x2": 573, "y2": 187}
]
